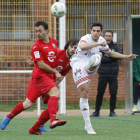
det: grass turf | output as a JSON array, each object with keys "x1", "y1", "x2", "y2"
[{"x1": 0, "y1": 115, "x2": 140, "y2": 140}]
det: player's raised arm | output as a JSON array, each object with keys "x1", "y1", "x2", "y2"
[
  {"x1": 80, "y1": 41, "x2": 105, "y2": 51},
  {"x1": 107, "y1": 51, "x2": 138, "y2": 60},
  {"x1": 127, "y1": 54, "x2": 138, "y2": 60}
]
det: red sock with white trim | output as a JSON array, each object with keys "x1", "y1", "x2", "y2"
[
  {"x1": 7, "y1": 103, "x2": 25, "y2": 119},
  {"x1": 32, "y1": 108, "x2": 50, "y2": 130}
]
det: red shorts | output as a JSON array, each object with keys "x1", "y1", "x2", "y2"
[
  {"x1": 26, "y1": 76, "x2": 56, "y2": 103},
  {"x1": 26, "y1": 78, "x2": 42, "y2": 103},
  {"x1": 32, "y1": 76, "x2": 56, "y2": 94}
]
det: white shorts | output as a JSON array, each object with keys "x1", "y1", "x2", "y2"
[{"x1": 72, "y1": 60, "x2": 99, "y2": 88}]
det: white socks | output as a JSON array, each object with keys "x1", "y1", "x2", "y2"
[{"x1": 79, "y1": 98, "x2": 92, "y2": 127}]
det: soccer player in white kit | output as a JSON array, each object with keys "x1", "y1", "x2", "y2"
[{"x1": 70, "y1": 22, "x2": 137, "y2": 134}]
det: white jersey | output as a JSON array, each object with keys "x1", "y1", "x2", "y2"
[{"x1": 70, "y1": 34, "x2": 111, "y2": 67}]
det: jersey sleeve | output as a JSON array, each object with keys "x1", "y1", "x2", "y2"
[
  {"x1": 31, "y1": 44, "x2": 43, "y2": 62},
  {"x1": 98, "y1": 37, "x2": 111, "y2": 53},
  {"x1": 80, "y1": 35, "x2": 90, "y2": 44},
  {"x1": 100, "y1": 44, "x2": 111, "y2": 53},
  {"x1": 61, "y1": 67, "x2": 71, "y2": 76}
]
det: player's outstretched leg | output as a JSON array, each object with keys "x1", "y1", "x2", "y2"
[
  {"x1": 0, "y1": 102, "x2": 25, "y2": 130},
  {"x1": 84, "y1": 54, "x2": 101, "y2": 71},
  {"x1": 0, "y1": 115, "x2": 11, "y2": 130},
  {"x1": 39, "y1": 125, "x2": 50, "y2": 132}
]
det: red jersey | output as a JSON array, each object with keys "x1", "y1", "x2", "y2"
[
  {"x1": 55, "y1": 50, "x2": 71, "y2": 77},
  {"x1": 31, "y1": 37, "x2": 58, "y2": 79}
]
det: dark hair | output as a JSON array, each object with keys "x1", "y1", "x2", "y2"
[
  {"x1": 104, "y1": 30, "x2": 113, "y2": 37},
  {"x1": 64, "y1": 38, "x2": 79, "y2": 50},
  {"x1": 91, "y1": 22, "x2": 103, "y2": 31},
  {"x1": 35, "y1": 21, "x2": 48, "y2": 30}
]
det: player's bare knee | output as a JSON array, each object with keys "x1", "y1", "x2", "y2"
[
  {"x1": 23, "y1": 98, "x2": 34, "y2": 109},
  {"x1": 52, "y1": 91, "x2": 60, "y2": 97},
  {"x1": 82, "y1": 91, "x2": 88, "y2": 98},
  {"x1": 26, "y1": 103, "x2": 33, "y2": 109},
  {"x1": 23, "y1": 103, "x2": 33, "y2": 109},
  {"x1": 78, "y1": 83, "x2": 88, "y2": 98},
  {"x1": 80, "y1": 89, "x2": 88, "y2": 98},
  {"x1": 47, "y1": 86, "x2": 60, "y2": 97}
]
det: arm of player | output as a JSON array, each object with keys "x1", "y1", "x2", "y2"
[
  {"x1": 80, "y1": 41, "x2": 106, "y2": 51},
  {"x1": 37, "y1": 60, "x2": 62, "y2": 80},
  {"x1": 54, "y1": 66, "x2": 71, "y2": 85},
  {"x1": 80, "y1": 41, "x2": 106, "y2": 50},
  {"x1": 101, "y1": 52, "x2": 116, "y2": 63},
  {"x1": 109, "y1": 45, "x2": 122, "y2": 60},
  {"x1": 26, "y1": 59, "x2": 34, "y2": 66},
  {"x1": 55, "y1": 76, "x2": 64, "y2": 85},
  {"x1": 107, "y1": 51, "x2": 138, "y2": 60}
]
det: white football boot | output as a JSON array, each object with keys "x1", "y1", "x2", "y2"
[{"x1": 85, "y1": 126, "x2": 97, "y2": 134}]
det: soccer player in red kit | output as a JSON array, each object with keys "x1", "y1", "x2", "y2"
[
  {"x1": 0, "y1": 21, "x2": 67, "y2": 135},
  {"x1": 49, "y1": 38, "x2": 78, "y2": 84},
  {"x1": 26, "y1": 38, "x2": 78, "y2": 104},
  {"x1": 0, "y1": 36, "x2": 78, "y2": 135},
  {"x1": 27, "y1": 38, "x2": 78, "y2": 133}
]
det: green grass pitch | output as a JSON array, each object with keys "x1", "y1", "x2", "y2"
[{"x1": 0, "y1": 115, "x2": 140, "y2": 140}]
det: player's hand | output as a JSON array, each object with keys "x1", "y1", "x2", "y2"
[
  {"x1": 55, "y1": 72, "x2": 63, "y2": 81},
  {"x1": 26, "y1": 59, "x2": 34, "y2": 66},
  {"x1": 126, "y1": 54, "x2": 138, "y2": 60},
  {"x1": 100, "y1": 41, "x2": 106, "y2": 47}
]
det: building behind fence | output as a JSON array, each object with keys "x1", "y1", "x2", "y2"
[{"x1": 0, "y1": 0, "x2": 140, "y2": 111}]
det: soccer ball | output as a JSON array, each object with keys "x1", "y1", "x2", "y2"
[{"x1": 51, "y1": 2, "x2": 66, "y2": 18}]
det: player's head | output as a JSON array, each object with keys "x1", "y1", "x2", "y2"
[
  {"x1": 104, "y1": 30, "x2": 113, "y2": 44},
  {"x1": 64, "y1": 38, "x2": 79, "y2": 58},
  {"x1": 35, "y1": 21, "x2": 49, "y2": 41},
  {"x1": 90, "y1": 22, "x2": 103, "y2": 41}
]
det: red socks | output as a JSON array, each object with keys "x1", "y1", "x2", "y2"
[
  {"x1": 47, "y1": 96, "x2": 59, "y2": 122},
  {"x1": 32, "y1": 108, "x2": 50, "y2": 130},
  {"x1": 29, "y1": 96, "x2": 59, "y2": 131},
  {"x1": 32, "y1": 96, "x2": 59, "y2": 130},
  {"x1": 7, "y1": 103, "x2": 24, "y2": 119}
]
